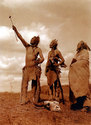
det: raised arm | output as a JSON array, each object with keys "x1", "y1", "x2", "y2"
[{"x1": 12, "y1": 25, "x2": 29, "y2": 47}]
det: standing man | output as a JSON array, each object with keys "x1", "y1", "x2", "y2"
[
  {"x1": 12, "y1": 25, "x2": 44, "y2": 104},
  {"x1": 69, "y1": 40, "x2": 91, "y2": 110},
  {"x1": 45, "y1": 39, "x2": 67, "y2": 104}
]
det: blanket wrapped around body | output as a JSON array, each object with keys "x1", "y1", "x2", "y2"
[{"x1": 69, "y1": 49, "x2": 90, "y2": 99}]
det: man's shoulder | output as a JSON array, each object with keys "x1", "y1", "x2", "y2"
[
  {"x1": 33, "y1": 47, "x2": 42, "y2": 53},
  {"x1": 36, "y1": 47, "x2": 42, "y2": 51},
  {"x1": 55, "y1": 49, "x2": 61, "y2": 53},
  {"x1": 48, "y1": 50, "x2": 52, "y2": 54}
]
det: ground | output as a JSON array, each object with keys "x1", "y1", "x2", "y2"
[{"x1": 0, "y1": 85, "x2": 91, "y2": 125}]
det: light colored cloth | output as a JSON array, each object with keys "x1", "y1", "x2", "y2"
[
  {"x1": 84, "y1": 96, "x2": 91, "y2": 106},
  {"x1": 69, "y1": 49, "x2": 90, "y2": 98},
  {"x1": 23, "y1": 65, "x2": 41, "y2": 81},
  {"x1": 46, "y1": 70, "x2": 58, "y2": 87},
  {"x1": 45, "y1": 59, "x2": 60, "y2": 87},
  {"x1": 20, "y1": 65, "x2": 41, "y2": 104}
]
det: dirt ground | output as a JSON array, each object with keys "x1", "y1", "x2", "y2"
[{"x1": 0, "y1": 85, "x2": 91, "y2": 125}]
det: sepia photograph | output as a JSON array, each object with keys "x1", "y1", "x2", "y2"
[{"x1": 0, "y1": 0, "x2": 91, "y2": 124}]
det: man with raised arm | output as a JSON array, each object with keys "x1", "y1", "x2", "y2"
[{"x1": 12, "y1": 25, "x2": 44, "y2": 104}]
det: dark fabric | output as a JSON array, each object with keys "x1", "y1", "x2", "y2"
[
  {"x1": 50, "y1": 84, "x2": 53, "y2": 95},
  {"x1": 71, "y1": 96, "x2": 87, "y2": 110},
  {"x1": 54, "y1": 80, "x2": 57, "y2": 93},
  {"x1": 69, "y1": 88, "x2": 75, "y2": 103}
]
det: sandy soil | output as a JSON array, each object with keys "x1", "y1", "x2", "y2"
[{"x1": 0, "y1": 85, "x2": 91, "y2": 125}]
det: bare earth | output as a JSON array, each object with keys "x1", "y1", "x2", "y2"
[{"x1": 0, "y1": 85, "x2": 91, "y2": 125}]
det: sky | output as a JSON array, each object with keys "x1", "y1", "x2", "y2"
[{"x1": 0, "y1": 0, "x2": 91, "y2": 92}]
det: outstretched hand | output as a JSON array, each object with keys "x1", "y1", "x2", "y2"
[{"x1": 12, "y1": 25, "x2": 16, "y2": 31}]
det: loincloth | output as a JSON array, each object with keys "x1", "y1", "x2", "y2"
[
  {"x1": 46, "y1": 66, "x2": 61, "y2": 87},
  {"x1": 22, "y1": 65, "x2": 41, "y2": 81}
]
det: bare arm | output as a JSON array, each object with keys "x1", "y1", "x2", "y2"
[
  {"x1": 46, "y1": 52, "x2": 51, "y2": 66},
  {"x1": 36, "y1": 48, "x2": 44, "y2": 64},
  {"x1": 45, "y1": 52, "x2": 51, "y2": 75},
  {"x1": 12, "y1": 25, "x2": 29, "y2": 47},
  {"x1": 57, "y1": 50, "x2": 67, "y2": 67},
  {"x1": 58, "y1": 50, "x2": 65, "y2": 65},
  {"x1": 48, "y1": 52, "x2": 51, "y2": 60}
]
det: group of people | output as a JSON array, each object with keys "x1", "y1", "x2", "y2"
[{"x1": 12, "y1": 25, "x2": 91, "y2": 111}]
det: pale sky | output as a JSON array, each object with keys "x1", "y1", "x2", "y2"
[{"x1": 0, "y1": 0, "x2": 91, "y2": 92}]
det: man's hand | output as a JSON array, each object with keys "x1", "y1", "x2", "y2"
[
  {"x1": 60, "y1": 62, "x2": 67, "y2": 68},
  {"x1": 61, "y1": 63, "x2": 67, "y2": 68},
  {"x1": 12, "y1": 25, "x2": 17, "y2": 31},
  {"x1": 54, "y1": 62, "x2": 59, "y2": 67},
  {"x1": 35, "y1": 58, "x2": 40, "y2": 65}
]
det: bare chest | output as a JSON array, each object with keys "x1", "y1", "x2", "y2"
[
  {"x1": 50, "y1": 50, "x2": 58, "y2": 58},
  {"x1": 26, "y1": 46, "x2": 39, "y2": 57}
]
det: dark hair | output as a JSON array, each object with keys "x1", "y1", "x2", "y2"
[
  {"x1": 30, "y1": 36, "x2": 40, "y2": 46},
  {"x1": 50, "y1": 39, "x2": 58, "y2": 49},
  {"x1": 77, "y1": 41, "x2": 90, "y2": 52}
]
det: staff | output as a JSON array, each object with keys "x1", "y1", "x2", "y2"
[{"x1": 9, "y1": 16, "x2": 18, "y2": 41}]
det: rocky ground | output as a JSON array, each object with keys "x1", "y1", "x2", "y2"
[{"x1": 0, "y1": 85, "x2": 91, "y2": 125}]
